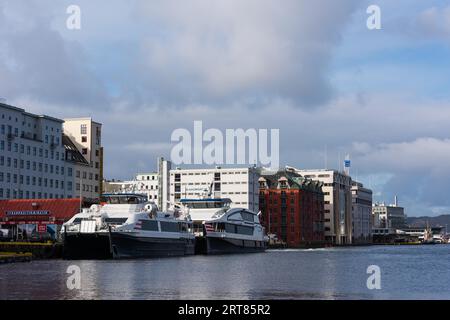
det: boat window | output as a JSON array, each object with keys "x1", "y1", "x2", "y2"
[
  {"x1": 236, "y1": 225, "x2": 254, "y2": 235},
  {"x1": 141, "y1": 220, "x2": 158, "y2": 231},
  {"x1": 104, "y1": 218, "x2": 128, "y2": 224},
  {"x1": 72, "y1": 218, "x2": 83, "y2": 224},
  {"x1": 160, "y1": 221, "x2": 179, "y2": 232},
  {"x1": 225, "y1": 223, "x2": 236, "y2": 233},
  {"x1": 241, "y1": 211, "x2": 255, "y2": 222},
  {"x1": 100, "y1": 195, "x2": 145, "y2": 204}
]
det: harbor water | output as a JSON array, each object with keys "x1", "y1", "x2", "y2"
[{"x1": 1, "y1": 245, "x2": 449, "y2": 300}]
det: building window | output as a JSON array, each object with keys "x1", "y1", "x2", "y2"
[
  {"x1": 81, "y1": 124, "x2": 87, "y2": 135},
  {"x1": 82, "y1": 136, "x2": 87, "y2": 143},
  {"x1": 82, "y1": 148, "x2": 88, "y2": 155}
]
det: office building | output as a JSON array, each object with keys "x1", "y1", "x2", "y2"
[
  {"x1": 351, "y1": 181, "x2": 373, "y2": 244},
  {"x1": 168, "y1": 166, "x2": 260, "y2": 212},
  {"x1": 0, "y1": 103, "x2": 71, "y2": 200},
  {"x1": 372, "y1": 196, "x2": 406, "y2": 230},
  {"x1": 290, "y1": 167, "x2": 353, "y2": 245},
  {"x1": 63, "y1": 118, "x2": 103, "y2": 203}
]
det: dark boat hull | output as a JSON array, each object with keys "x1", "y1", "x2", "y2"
[
  {"x1": 110, "y1": 233, "x2": 195, "y2": 258},
  {"x1": 204, "y1": 236, "x2": 266, "y2": 255},
  {"x1": 63, "y1": 232, "x2": 195, "y2": 259}
]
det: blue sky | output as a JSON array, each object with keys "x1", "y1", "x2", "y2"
[{"x1": 1, "y1": 0, "x2": 450, "y2": 216}]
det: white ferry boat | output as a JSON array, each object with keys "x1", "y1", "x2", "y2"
[
  {"x1": 62, "y1": 194, "x2": 195, "y2": 259},
  {"x1": 179, "y1": 198, "x2": 267, "y2": 254}
]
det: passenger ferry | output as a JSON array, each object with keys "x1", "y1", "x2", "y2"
[
  {"x1": 180, "y1": 198, "x2": 267, "y2": 254},
  {"x1": 62, "y1": 193, "x2": 195, "y2": 259}
]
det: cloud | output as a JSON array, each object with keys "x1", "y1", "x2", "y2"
[
  {"x1": 131, "y1": 0, "x2": 361, "y2": 108},
  {"x1": 350, "y1": 137, "x2": 450, "y2": 213},
  {"x1": 415, "y1": 6, "x2": 450, "y2": 39},
  {"x1": 0, "y1": 1, "x2": 108, "y2": 109}
]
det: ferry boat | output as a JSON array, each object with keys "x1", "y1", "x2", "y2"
[
  {"x1": 179, "y1": 198, "x2": 267, "y2": 255},
  {"x1": 61, "y1": 193, "x2": 195, "y2": 259}
]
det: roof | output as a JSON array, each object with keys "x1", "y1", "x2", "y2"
[
  {"x1": 0, "y1": 102, "x2": 64, "y2": 123},
  {"x1": 260, "y1": 169, "x2": 323, "y2": 192},
  {"x1": 0, "y1": 199, "x2": 81, "y2": 222},
  {"x1": 62, "y1": 134, "x2": 89, "y2": 165}
]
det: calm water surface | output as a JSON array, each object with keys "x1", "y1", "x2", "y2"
[{"x1": 1, "y1": 245, "x2": 449, "y2": 300}]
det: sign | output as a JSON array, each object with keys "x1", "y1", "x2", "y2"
[
  {"x1": 6, "y1": 210, "x2": 50, "y2": 216},
  {"x1": 37, "y1": 224, "x2": 47, "y2": 233},
  {"x1": 344, "y1": 160, "x2": 351, "y2": 168}
]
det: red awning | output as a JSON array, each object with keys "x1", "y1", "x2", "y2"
[{"x1": 0, "y1": 199, "x2": 81, "y2": 225}]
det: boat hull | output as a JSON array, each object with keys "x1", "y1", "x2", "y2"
[
  {"x1": 63, "y1": 232, "x2": 195, "y2": 259},
  {"x1": 204, "y1": 236, "x2": 266, "y2": 255},
  {"x1": 110, "y1": 232, "x2": 195, "y2": 258},
  {"x1": 63, "y1": 232, "x2": 112, "y2": 259}
]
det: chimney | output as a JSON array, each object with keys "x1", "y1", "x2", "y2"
[{"x1": 394, "y1": 195, "x2": 398, "y2": 207}]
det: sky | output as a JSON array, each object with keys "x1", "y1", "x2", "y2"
[{"x1": 1, "y1": 0, "x2": 450, "y2": 216}]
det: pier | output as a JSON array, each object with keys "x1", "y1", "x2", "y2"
[
  {"x1": 0, "y1": 252, "x2": 32, "y2": 264},
  {"x1": 0, "y1": 242, "x2": 62, "y2": 259}
]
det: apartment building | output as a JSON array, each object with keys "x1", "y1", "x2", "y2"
[
  {"x1": 168, "y1": 166, "x2": 260, "y2": 212},
  {"x1": 0, "y1": 103, "x2": 71, "y2": 199},
  {"x1": 63, "y1": 118, "x2": 103, "y2": 203},
  {"x1": 351, "y1": 181, "x2": 373, "y2": 244},
  {"x1": 291, "y1": 167, "x2": 353, "y2": 245}
]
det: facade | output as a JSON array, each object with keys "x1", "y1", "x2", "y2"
[
  {"x1": 372, "y1": 197, "x2": 406, "y2": 230},
  {"x1": 351, "y1": 181, "x2": 373, "y2": 244},
  {"x1": 168, "y1": 166, "x2": 260, "y2": 212},
  {"x1": 259, "y1": 169, "x2": 325, "y2": 247},
  {"x1": 292, "y1": 167, "x2": 353, "y2": 245},
  {"x1": 63, "y1": 118, "x2": 103, "y2": 202},
  {"x1": 0, "y1": 103, "x2": 72, "y2": 200},
  {"x1": 0, "y1": 103, "x2": 103, "y2": 204}
]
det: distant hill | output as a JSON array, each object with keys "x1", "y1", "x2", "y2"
[{"x1": 407, "y1": 215, "x2": 450, "y2": 228}]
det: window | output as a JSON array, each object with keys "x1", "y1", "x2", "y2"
[
  {"x1": 81, "y1": 136, "x2": 87, "y2": 143},
  {"x1": 81, "y1": 124, "x2": 87, "y2": 134},
  {"x1": 82, "y1": 148, "x2": 88, "y2": 155}
]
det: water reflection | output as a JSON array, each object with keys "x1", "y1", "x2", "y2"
[{"x1": 1, "y1": 245, "x2": 450, "y2": 300}]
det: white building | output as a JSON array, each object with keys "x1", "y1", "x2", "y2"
[
  {"x1": 351, "y1": 181, "x2": 373, "y2": 244},
  {"x1": 372, "y1": 196, "x2": 406, "y2": 230},
  {"x1": 63, "y1": 118, "x2": 103, "y2": 202},
  {"x1": 168, "y1": 166, "x2": 260, "y2": 212},
  {"x1": 0, "y1": 103, "x2": 71, "y2": 199},
  {"x1": 290, "y1": 167, "x2": 353, "y2": 245}
]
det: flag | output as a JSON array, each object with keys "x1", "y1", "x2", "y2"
[
  {"x1": 134, "y1": 220, "x2": 142, "y2": 230},
  {"x1": 204, "y1": 223, "x2": 215, "y2": 233}
]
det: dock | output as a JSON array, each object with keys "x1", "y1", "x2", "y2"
[
  {"x1": 0, "y1": 242, "x2": 62, "y2": 259},
  {"x1": 0, "y1": 252, "x2": 32, "y2": 264}
]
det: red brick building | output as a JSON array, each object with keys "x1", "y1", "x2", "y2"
[
  {"x1": 259, "y1": 170, "x2": 325, "y2": 247},
  {"x1": 0, "y1": 198, "x2": 81, "y2": 241}
]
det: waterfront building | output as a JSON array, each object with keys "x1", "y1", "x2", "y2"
[
  {"x1": 290, "y1": 167, "x2": 353, "y2": 245},
  {"x1": 0, "y1": 103, "x2": 71, "y2": 200},
  {"x1": 0, "y1": 103, "x2": 103, "y2": 203},
  {"x1": 259, "y1": 169, "x2": 325, "y2": 247},
  {"x1": 351, "y1": 181, "x2": 373, "y2": 244},
  {"x1": 168, "y1": 165, "x2": 260, "y2": 212},
  {"x1": 63, "y1": 118, "x2": 103, "y2": 203},
  {"x1": 0, "y1": 198, "x2": 81, "y2": 241},
  {"x1": 372, "y1": 197, "x2": 406, "y2": 229}
]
